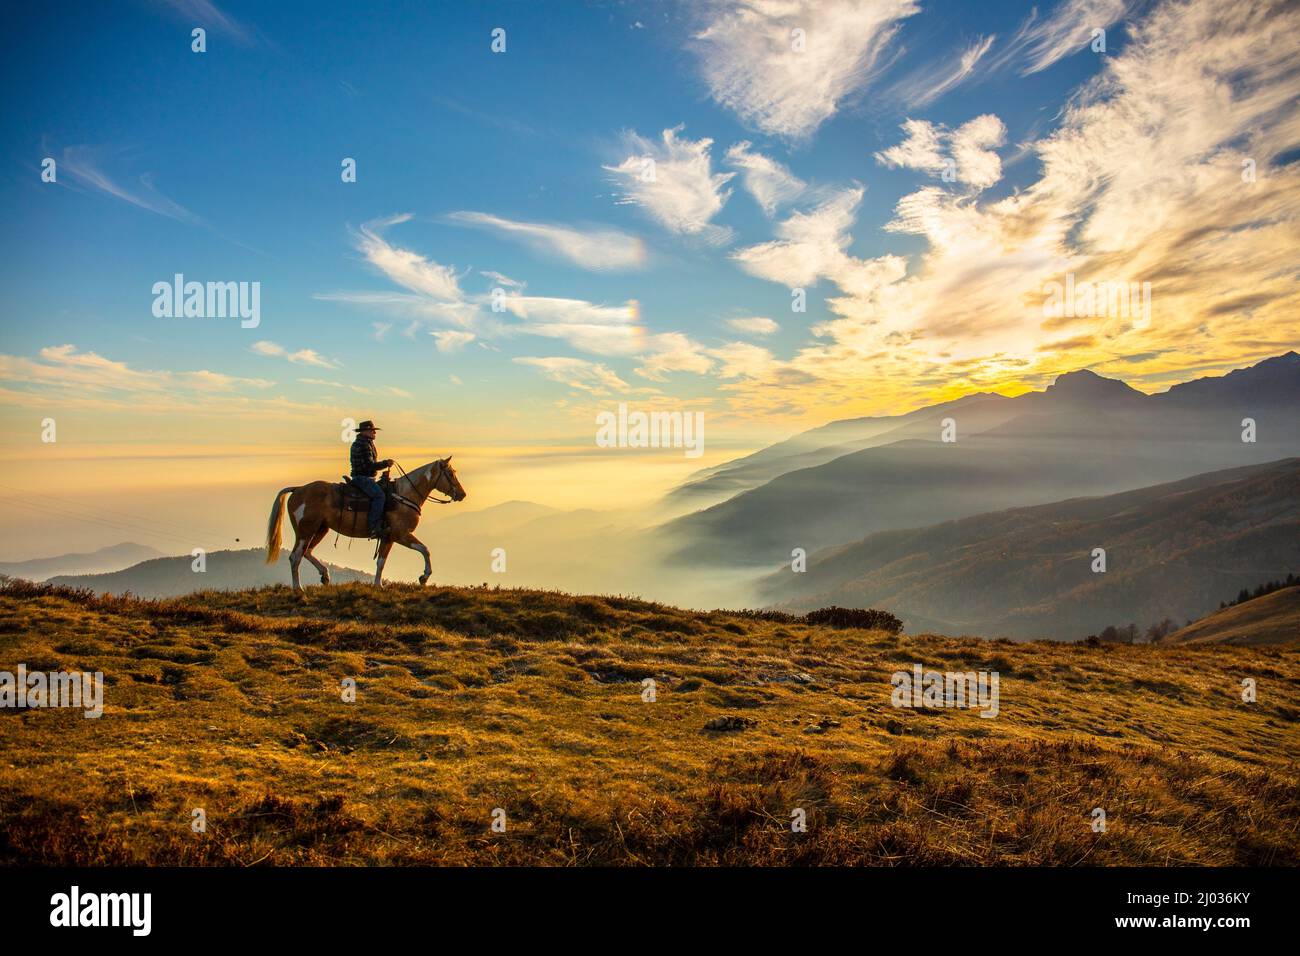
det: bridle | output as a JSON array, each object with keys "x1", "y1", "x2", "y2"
[{"x1": 390, "y1": 459, "x2": 459, "y2": 513}]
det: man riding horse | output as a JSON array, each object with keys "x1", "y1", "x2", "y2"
[
  {"x1": 265, "y1": 423, "x2": 466, "y2": 590},
  {"x1": 349, "y1": 419, "x2": 393, "y2": 539}
]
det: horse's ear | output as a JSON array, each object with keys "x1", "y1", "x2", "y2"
[{"x1": 444, "y1": 455, "x2": 453, "y2": 465}]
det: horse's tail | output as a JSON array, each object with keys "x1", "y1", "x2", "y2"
[{"x1": 265, "y1": 487, "x2": 298, "y2": 564}]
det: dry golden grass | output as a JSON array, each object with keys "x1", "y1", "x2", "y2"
[
  {"x1": 1167, "y1": 585, "x2": 1300, "y2": 645},
  {"x1": 1, "y1": 579, "x2": 1296, "y2": 866}
]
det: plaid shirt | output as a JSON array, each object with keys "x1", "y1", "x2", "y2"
[{"x1": 350, "y1": 436, "x2": 380, "y2": 477}]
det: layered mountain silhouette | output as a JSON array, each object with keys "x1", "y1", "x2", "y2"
[
  {"x1": 758, "y1": 458, "x2": 1300, "y2": 640},
  {"x1": 49, "y1": 548, "x2": 370, "y2": 598},
  {"x1": 661, "y1": 352, "x2": 1300, "y2": 569},
  {"x1": 42, "y1": 505, "x2": 645, "y2": 599},
  {"x1": 0, "y1": 542, "x2": 165, "y2": 582},
  {"x1": 664, "y1": 391, "x2": 1015, "y2": 512}
]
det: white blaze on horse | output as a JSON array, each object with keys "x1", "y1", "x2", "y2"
[{"x1": 265, "y1": 457, "x2": 466, "y2": 590}]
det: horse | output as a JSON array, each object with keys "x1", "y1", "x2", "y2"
[{"x1": 265, "y1": 457, "x2": 467, "y2": 590}]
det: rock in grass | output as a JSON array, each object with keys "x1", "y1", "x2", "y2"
[
  {"x1": 704, "y1": 715, "x2": 757, "y2": 732},
  {"x1": 802, "y1": 716, "x2": 843, "y2": 734}
]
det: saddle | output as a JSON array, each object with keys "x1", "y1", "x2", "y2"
[{"x1": 338, "y1": 475, "x2": 399, "y2": 514}]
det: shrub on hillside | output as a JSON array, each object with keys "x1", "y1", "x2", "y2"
[
  {"x1": 723, "y1": 605, "x2": 904, "y2": 633},
  {"x1": 802, "y1": 606, "x2": 904, "y2": 633}
]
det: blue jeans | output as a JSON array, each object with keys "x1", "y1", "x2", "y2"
[{"x1": 351, "y1": 475, "x2": 385, "y2": 533}]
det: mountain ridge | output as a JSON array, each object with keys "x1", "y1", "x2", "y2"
[
  {"x1": 759, "y1": 458, "x2": 1300, "y2": 640},
  {"x1": 667, "y1": 351, "x2": 1300, "y2": 513},
  {"x1": 0, "y1": 542, "x2": 166, "y2": 582},
  {"x1": 661, "y1": 352, "x2": 1300, "y2": 568},
  {"x1": 49, "y1": 548, "x2": 371, "y2": 597}
]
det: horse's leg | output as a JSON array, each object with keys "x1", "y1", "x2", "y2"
[
  {"x1": 289, "y1": 533, "x2": 307, "y2": 591},
  {"x1": 391, "y1": 530, "x2": 433, "y2": 585},
  {"x1": 303, "y1": 524, "x2": 331, "y2": 585},
  {"x1": 373, "y1": 538, "x2": 394, "y2": 587}
]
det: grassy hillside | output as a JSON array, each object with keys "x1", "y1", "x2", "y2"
[
  {"x1": 1167, "y1": 586, "x2": 1300, "y2": 646},
  {"x1": 1, "y1": 579, "x2": 1297, "y2": 866},
  {"x1": 762, "y1": 458, "x2": 1300, "y2": 640}
]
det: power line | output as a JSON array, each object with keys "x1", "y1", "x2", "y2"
[
  {"x1": 3, "y1": 497, "x2": 245, "y2": 552},
  {"x1": 0, "y1": 482, "x2": 241, "y2": 543}
]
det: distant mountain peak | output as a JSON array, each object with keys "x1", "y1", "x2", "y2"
[
  {"x1": 1045, "y1": 368, "x2": 1144, "y2": 400},
  {"x1": 1259, "y1": 350, "x2": 1299, "y2": 366},
  {"x1": 1159, "y1": 350, "x2": 1300, "y2": 403}
]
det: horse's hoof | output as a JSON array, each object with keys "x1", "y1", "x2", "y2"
[
  {"x1": 418, "y1": 574, "x2": 430, "y2": 586},
  {"x1": 320, "y1": 575, "x2": 330, "y2": 585}
]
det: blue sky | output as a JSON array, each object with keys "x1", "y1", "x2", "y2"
[{"x1": 2, "y1": 1, "x2": 1126, "y2": 423}]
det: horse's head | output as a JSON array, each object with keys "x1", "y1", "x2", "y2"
[{"x1": 436, "y1": 456, "x2": 467, "y2": 502}]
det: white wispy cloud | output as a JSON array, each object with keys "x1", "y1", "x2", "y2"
[
  {"x1": 326, "y1": 217, "x2": 713, "y2": 383},
  {"x1": 354, "y1": 214, "x2": 464, "y2": 303},
  {"x1": 299, "y1": 377, "x2": 413, "y2": 399},
  {"x1": 156, "y1": 0, "x2": 257, "y2": 44},
  {"x1": 0, "y1": 345, "x2": 344, "y2": 421},
  {"x1": 726, "y1": 316, "x2": 780, "y2": 336},
  {"x1": 604, "y1": 127, "x2": 734, "y2": 244},
  {"x1": 874, "y1": 119, "x2": 946, "y2": 174},
  {"x1": 732, "y1": 187, "x2": 907, "y2": 297},
  {"x1": 725, "y1": 141, "x2": 807, "y2": 216},
  {"x1": 446, "y1": 212, "x2": 646, "y2": 271},
  {"x1": 634, "y1": 331, "x2": 715, "y2": 381},
  {"x1": 948, "y1": 114, "x2": 1007, "y2": 191},
  {"x1": 499, "y1": 294, "x2": 643, "y2": 356},
  {"x1": 315, "y1": 290, "x2": 482, "y2": 330},
  {"x1": 709, "y1": 341, "x2": 778, "y2": 380},
  {"x1": 479, "y1": 270, "x2": 525, "y2": 289},
  {"x1": 57, "y1": 146, "x2": 202, "y2": 224},
  {"x1": 250, "y1": 340, "x2": 340, "y2": 369},
  {"x1": 893, "y1": 34, "x2": 996, "y2": 107},
  {"x1": 875, "y1": 114, "x2": 1007, "y2": 191},
  {"x1": 499, "y1": 294, "x2": 714, "y2": 380},
  {"x1": 432, "y1": 330, "x2": 476, "y2": 353},
  {"x1": 690, "y1": 0, "x2": 920, "y2": 140},
  {"x1": 1000, "y1": 0, "x2": 1131, "y2": 75},
  {"x1": 0, "y1": 345, "x2": 273, "y2": 397},
  {"x1": 512, "y1": 357, "x2": 631, "y2": 395},
  {"x1": 500, "y1": 295, "x2": 637, "y2": 327},
  {"x1": 318, "y1": 215, "x2": 486, "y2": 333}
]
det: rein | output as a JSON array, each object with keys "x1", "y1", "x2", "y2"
[{"x1": 391, "y1": 460, "x2": 454, "y2": 513}]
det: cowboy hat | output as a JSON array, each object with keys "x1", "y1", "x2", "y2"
[{"x1": 357, "y1": 420, "x2": 381, "y2": 431}]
